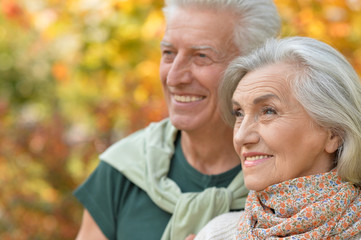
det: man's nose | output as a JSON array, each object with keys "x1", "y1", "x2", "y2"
[{"x1": 166, "y1": 54, "x2": 192, "y2": 86}]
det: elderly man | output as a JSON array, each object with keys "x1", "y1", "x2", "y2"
[{"x1": 74, "y1": 0, "x2": 280, "y2": 239}]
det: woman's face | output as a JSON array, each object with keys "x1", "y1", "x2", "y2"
[{"x1": 232, "y1": 62, "x2": 339, "y2": 191}]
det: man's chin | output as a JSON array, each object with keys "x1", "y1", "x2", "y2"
[{"x1": 169, "y1": 115, "x2": 198, "y2": 132}]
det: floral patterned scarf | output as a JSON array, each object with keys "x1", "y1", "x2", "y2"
[{"x1": 237, "y1": 170, "x2": 361, "y2": 239}]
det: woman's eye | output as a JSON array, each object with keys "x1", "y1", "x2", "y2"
[
  {"x1": 232, "y1": 109, "x2": 244, "y2": 118},
  {"x1": 262, "y1": 107, "x2": 277, "y2": 115}
]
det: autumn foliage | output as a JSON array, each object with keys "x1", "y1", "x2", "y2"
[{"x1": 0, "y1": 0, "x2": 360, "y2": 239}]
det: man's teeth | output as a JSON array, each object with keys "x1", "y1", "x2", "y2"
[
  {"x1": 245, "y1": 155, "x2": 271, "y2": 161},
  {"x1": 174, "y1": 95, "x2": 203, "y2": 102}
]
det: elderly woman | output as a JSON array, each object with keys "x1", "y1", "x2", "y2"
[{"x1": 193, "y1": 37, "x2": 361, "y2": 239}]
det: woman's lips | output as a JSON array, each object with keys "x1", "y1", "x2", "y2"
[{"x1": 243, "y1": 153, "x2": 273, "y2": 167}]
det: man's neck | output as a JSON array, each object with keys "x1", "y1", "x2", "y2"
[{"x1": 180, "y1": 125, "x2": 240, "y2": 175}]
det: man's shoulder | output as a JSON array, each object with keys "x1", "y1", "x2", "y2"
[
  {"x1": 113, "y1": 118, "x2": 175, "y2": 145},
  {"x1": 195, "y1": 211, "x2": 243, "y2": 240},
  {"x1": 99, "y1": 118, "x2": 177, "y2": 172},
  {"x1": 104, "y1": 118, "x2": 173, "y2": 150}
]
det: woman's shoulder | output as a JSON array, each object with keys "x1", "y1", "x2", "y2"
[
  {"x1": 195, "y1": 211, "x2": 244, "y2": 240},
  {"x1": 350, "y1": 231, "x2": 361, "y2": 240}
]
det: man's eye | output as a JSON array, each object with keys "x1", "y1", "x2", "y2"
[
  {"x1": 161, "y1": 50, "x2": 176, "y2": 62},
  {"x1": 162, "y1": 50, "x2": 173, "y2": 55},
  {"x1": 194, "y1": 53, "x2": 212, "y2": 65}
]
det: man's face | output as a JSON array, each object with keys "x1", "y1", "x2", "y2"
[{"x1": 159, "y1": 7, "x2": 239, "y2": 132}]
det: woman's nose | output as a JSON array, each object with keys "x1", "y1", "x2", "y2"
[{"x1": 233, "y1": 117, "x2": 260, "y2": 148}]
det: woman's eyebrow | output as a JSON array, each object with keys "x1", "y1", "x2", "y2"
[
  {"x1": 253, "y1": 93, "x2": 279, "y2": 105},
  {"x1": 231, "y1": 99, "x2": 241, "y2": 107}
]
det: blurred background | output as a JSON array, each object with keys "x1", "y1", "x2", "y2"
[{"x1": 0, "y1": 0, "x2": 360, "y2": 239}]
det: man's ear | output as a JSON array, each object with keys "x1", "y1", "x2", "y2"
[{"x1": 325, "y1": 130, "x2": 341, "y2": 154}]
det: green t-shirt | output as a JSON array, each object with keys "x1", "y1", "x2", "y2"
[{"x1": 74, "y1": 134, "x2": 241, "y2": 240}]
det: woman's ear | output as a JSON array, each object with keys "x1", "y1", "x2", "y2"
[{"x1": 325, "y1": 130, "x2": 341, "y2": 154}]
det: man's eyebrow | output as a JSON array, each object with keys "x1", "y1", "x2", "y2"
[
  {"x1": 191, "y1": 45, "x2": 217, "y2": 53},
  {"x1": 160, "y1": 42, "x2": 218, "y2": 53},
  {"x1": 160, "y1": 41, "x2": 173, "y2": 47},
  {"x1": 253, "y1": 94, "x2": 280, "y2": 105},
  {"x1": 193, "y1": 46, "x2": 221, "y2": 57}
]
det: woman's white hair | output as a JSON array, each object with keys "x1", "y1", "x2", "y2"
[
  {"x1": 162, "y1": 0, "x2": 281, "y2": 55},
  {"x1": 220, "y1": 36, "x2": 361, "y2": 186}
]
